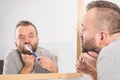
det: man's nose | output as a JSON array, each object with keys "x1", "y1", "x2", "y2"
[
  {"x1": 24, "y1": 37, "x2": 30, "y2": 43},
  {"x1": 76, "y1": 28, "x2": 83, "y2": 37}
]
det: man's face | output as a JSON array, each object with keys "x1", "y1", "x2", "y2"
[
  {"x1": 15, "y1": 25, "x2": 39, "y2": 54},
  {"x1": 80, "y1": 9, "x2": 101, "y2": 53}
]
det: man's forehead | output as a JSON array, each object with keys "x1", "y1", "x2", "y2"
[
  {"x1": 15, "y1": 26, "x2": 36, "y2": 35},
  {"x1": 86, "y1": 8, "x2": 97, "y2": 17},
  {"x1": 16, "y1": 25, "x2": 35, "y2": 31},
  {"x1": 84, "y1": 9, "x2": 97, "y2": 22}
]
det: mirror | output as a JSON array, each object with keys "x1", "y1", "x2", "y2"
[{"x1": 0, "y1": 0, "x2": 78, "y2": 74}]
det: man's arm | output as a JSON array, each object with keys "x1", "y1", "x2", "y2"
[{"x1": 3, "y1": 52, "x2": 18, "y2": 74}]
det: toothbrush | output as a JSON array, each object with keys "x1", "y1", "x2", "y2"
[{"x1": 24, "y1": 44, "x2": 40, "y2": 61}]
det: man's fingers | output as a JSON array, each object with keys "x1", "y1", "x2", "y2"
[
  {"x1": 83, "y1": 52, "x2": 97, "y2": 62},
  {"x1": 87, "y1": 51, "x2": 98, "y2": 59}
]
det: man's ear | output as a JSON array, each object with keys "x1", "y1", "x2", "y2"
[
  {"x1": 38, "y1": 38, "x2": 40, "y2": 44},
  {"x1": 15, "y1": 42, "x2": 17, "y2": 47},
  {"x1": 99, "y1": 31, "x2": 108, "y2": 45}
]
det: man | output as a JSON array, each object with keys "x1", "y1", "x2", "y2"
[
  {"x1": 3, "y1": 20, "x2": 58, "y2": 74},
  {"x1": 76, "y1": 0, "x2": 120, "y2": 80}
]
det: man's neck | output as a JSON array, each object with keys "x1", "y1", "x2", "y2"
[{"x1": 108, "y1": 33, "x2": 120, "y2": 44}]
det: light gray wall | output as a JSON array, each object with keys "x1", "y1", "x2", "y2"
[{"x1": 0, "y1": 0, "x2": 77, "y2": 73}]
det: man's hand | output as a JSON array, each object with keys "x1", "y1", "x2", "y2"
[
  {"x1": 75, "y1": 52, "x2": 98, "y2": 80},
  {"x1": 38, "y1": 56, "x2": 58, "y2": 73},
  {"x1": 20, "y1": 54, "x2": 35, "y2": 73}
]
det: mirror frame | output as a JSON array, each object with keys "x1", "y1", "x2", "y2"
[
  {"x1": 0, "y1": 0, "x2": 84, "y2": 79},
  {"x1": 0, "y1": 73, "x2": 83, "y2": 80}
]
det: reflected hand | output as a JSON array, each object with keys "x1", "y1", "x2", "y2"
[
  {"x1": 38, "y1": 56, "x2": 58, "y2": 73},
  {"x1": 20, "y1": 54, "x2": 35, "y2": 73}
]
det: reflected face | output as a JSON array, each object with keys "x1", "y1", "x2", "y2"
[
  {"x1": 80, "y1": 9, "x2": 101, "y2": 53},
  {"x1": 15, "y1": 25, "x2": 39, "y2": 53}
]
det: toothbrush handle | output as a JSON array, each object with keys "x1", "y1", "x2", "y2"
[
  {"x1": 31, "y1": 52, "x2": 40, "y2": 61},
  {"x1": 31, "y1": 52, "x2": 37, "y2": 57}
]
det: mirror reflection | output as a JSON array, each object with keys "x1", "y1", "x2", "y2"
[{"x1": 0, "y1": 0, "x2": 77, "y2": 74}]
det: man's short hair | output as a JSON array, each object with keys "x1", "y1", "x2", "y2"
[
  {"x1": 86, "y1": 0, "x2": 120, "y2": 35},
  {"x1": 15, "y1": 20, "x2": 38, "y2": 36}
]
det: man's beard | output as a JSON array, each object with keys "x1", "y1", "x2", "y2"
[
  {"x1": 17, "y1": 43, "x2": 38, "y2": 55},
  {"x1": 82, "y1": 38, "x2": 101, "y2": 54}
]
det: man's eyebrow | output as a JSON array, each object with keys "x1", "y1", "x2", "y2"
[
  {"x1": 19, "y1": 34, "x2": 24, "y2": 37},
  {"x1": 29, "y1": 32, "x2": 34, "y2": 35}
]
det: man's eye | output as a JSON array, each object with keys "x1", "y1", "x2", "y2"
[
  {"x1": 19, "y1": 36, "x2": 25, "y2": 40},
  {"x1": 29, "y1": 36, "x2": 34, "y2": 38}
]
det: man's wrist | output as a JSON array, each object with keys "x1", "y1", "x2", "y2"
[
  {"x1": 51, "y1": 65, "x2": 58, "y2": 73},
  {"x1": 90, "y1": 71, "x2": 97, "y2": 80},
  {"x1": 20, "y1": 66, "x2": 33, "y2": 74}
]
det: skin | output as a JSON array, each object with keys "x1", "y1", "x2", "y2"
[
  {"x1": 76, "y1": 8, "x2": 120, "y2": 80},
  {"x1": 15, "y1": 25, "x2": 58, "y2": 73},
  {"x1": 76, "y1": 8, "x2": 103, "y2": 80},
  {"x1": 76, "y1": 52, "x2": 98, "y2": 80}
]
